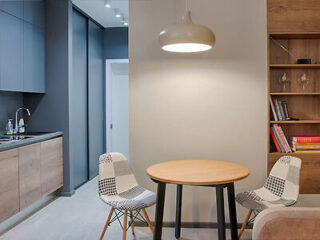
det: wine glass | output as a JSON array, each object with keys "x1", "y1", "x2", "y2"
[
  {"x1": 278, "y1": 72, "x2": 290, "y2": 92},
  {"x1": 297, "y1": 73, "x2": 310, "y2": 92}
]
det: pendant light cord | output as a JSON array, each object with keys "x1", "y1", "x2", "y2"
[{"x1": 186, "y1": 0, "x2": 188, "y2": 11}]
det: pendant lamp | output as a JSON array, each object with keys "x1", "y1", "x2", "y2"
[{"x1": 159, "y1": 1, "x2": 215, "y2": 53}]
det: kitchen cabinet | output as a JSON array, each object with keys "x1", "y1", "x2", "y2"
[
  {"x1": 23, "y1": 21, "x2": 45, "y2": 93},
  {"x1": 23, "y1": 0, "x2": 45, "y2": 28},
  {"x1": 0, "y1": 149, "x2": 19, "y2": 222},
  {"x1": 0, "y1": 137, "x2": 63, "y2": 222},
  {"x1": 0, "y1": 11, "x2": 23, "y2": 91},
  {"x1": 40, "y1": 138, "x2": 63, "y2": 196},
  {"x1": 0, "y1": 1, "x2": 45, "y2": 93},
  {"x1": 88, "y1": 20, "x2": 104, "y2": 179},
  {"x1": 19, "y1": 143, "x2": 42, "y2": 210},
  {"x1": 0, "y1": 1, "x2": 23, "y2": 19}
]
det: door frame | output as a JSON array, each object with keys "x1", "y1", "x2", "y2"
[{"x1": 105, "y1": 59, "x2": 129, "y2": 154}]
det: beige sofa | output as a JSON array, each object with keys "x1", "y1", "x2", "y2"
[{"x1": 253, "y1": 207, "x2": 320, "y2": 240}]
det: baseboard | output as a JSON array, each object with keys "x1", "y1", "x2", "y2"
[
  {"x1": 59, "y1": 190, "x2": 75, "y2": 197},
  {"x1": 134, "y1": 221, "x2": 252, "y2": 229}
]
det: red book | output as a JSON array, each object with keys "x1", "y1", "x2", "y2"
[
  {"x1": 293, "y1": 136, "x2": 320, "y2": 143},
  {"x1": 270, "y1": 128, "x2": 281, "y2": 152},
  {"x1": 274, "y1": 124, "x2": 291, "y2": 153}
]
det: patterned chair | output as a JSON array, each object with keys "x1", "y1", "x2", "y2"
[
  {"x1": 98, "y1": 153, "x2": 156, "y2": 240},
  {"x1": 236, "y1": 155, "x2": 302, "y2": 239}
]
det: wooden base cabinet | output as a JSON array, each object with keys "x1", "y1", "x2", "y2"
[
  {"x1": 19, "y1": 143, "x2": 41, "y2": 210},
  {"x1": 0, "y1": 149, "x2": 19, "y2": 222},
  {"x1": 0, "y1": 137, "x2": 63, "y2": 222},
  {"x1": 40, "y1": 138, "x2": 63, "y2": 196}
]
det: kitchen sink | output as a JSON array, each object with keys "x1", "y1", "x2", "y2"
[{"x1": 0, "y1": 135, "x2": 34, "y2": 144}]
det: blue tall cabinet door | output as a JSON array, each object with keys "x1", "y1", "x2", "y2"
[
  {"x1": 0, "y1": 11, "x2": 23, "y2": 91},
  {"x1": 88, "y1": 20, "x2": 104, "y2": 179},
  {"x1": 23, "y1": 22, "x2": 45, "y2": 93},
  {"x1": 23, "y1": 0, "x2": 45, "y2": 28},
  {"x1": 71, "y1": 10, "x2": 89, "y2": 189},
  {"x1": 0, "y1": 1, "x2": 23, "y2": 19}
]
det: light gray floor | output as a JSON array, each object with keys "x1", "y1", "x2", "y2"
[{"x1": 0, "y1": 178, "x2": 252, "y2": 240}]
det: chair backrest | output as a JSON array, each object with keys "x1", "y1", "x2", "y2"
[
  {"x1": 98, "y1": 152, "x2": 138, "y2": 196},
  {"x1": 264, "y1": 156, "x2": 301, "y2": 201}
]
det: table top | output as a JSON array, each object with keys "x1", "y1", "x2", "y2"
[{"x1": 147, "y1": 160, "x2": 250, "y2": 185}]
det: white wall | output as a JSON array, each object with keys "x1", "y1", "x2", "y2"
[{"x1": 129, "y1": 0, "x2": 297, "y2": 223}]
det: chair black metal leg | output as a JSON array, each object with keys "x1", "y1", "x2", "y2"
[
  {"x1": 216, "y1": 186, "x2": 226, "y2": 240},
  {"x1": 175, "y1": 184, "x2": 183, "y2": 239},
  {"x1": 154, "y1": 182, "x2": 166, "y2": 240},
  {"x1": 227, "y1": 183, "x2": 239, "y2": 240}
]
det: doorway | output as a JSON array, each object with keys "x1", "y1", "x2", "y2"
[{"x1": 106, "y1": 59, "x2": 129, "y2": 159}]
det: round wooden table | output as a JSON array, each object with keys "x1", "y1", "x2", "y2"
[{"x1": 147, "y1": 160, "x2": 250, "y2": 240}]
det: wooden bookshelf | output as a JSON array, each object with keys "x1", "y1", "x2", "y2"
[{"x1": 267, "y1": 2, "x2": 320, "y2": 193}]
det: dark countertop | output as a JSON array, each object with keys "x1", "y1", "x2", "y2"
[{"x1": 0, "y1": 132, "x2": 63, "y2": 152}]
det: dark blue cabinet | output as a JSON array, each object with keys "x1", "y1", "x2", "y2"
[
  {"x1": 23, "y1": 0, "x2": 45, "y2": 28},
  {"x1": 0, "y1": 11, "x2": 23, "y2": 91},
  {"x1": 0, "y1": 1, "x2": 45, "y2": 93},
  {"x1": 23, "y1": 22, "x2": 45, "y2": 93},
  {"x1": 0, "y1": 1, "x2": 23, "y2": 19}
]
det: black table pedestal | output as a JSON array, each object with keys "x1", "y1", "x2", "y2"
[{"x1": 153, "y1": 182, "x2": 239, "y2": 240}]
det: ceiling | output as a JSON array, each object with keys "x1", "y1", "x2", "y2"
[{"x1": 72, "y1": 0, "x2": 129, "y2": 28}]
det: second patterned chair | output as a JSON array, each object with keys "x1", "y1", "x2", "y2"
[
  {"x1": 98, "y1": 152, "x2": 156, "y2": 240},
  {"x1": 236, "y1": 155, "x2": 302, "y2": 239}
]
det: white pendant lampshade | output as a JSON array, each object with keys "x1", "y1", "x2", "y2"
[{"x1": 159, "y1": 10, "x2": 215, "y2": 53}]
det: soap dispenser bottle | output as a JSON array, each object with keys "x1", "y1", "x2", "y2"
[{"x1": 6, "y1": 119, "x2": 13, "y2": 135}]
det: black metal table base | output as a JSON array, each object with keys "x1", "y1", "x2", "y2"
[{"x1": 153, "y1": 182, "x2": 239, "y2": 240}]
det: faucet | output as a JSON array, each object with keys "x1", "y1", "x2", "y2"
[{"x1": 15, "y1": 107, "x2": 31, "y2": 134}]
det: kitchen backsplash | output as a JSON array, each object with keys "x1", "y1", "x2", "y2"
[{"x1": 0, "y1": 92, "x2": 23, "y2": 133}]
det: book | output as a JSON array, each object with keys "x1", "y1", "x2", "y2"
[
  {"x1": 282, "y1": 101, "x2": 290, "y2": 120},
  {"x1": 269, "y1": 96, "x2": 278, "y2": 121},
  {"x1": 292, "y1": 142, "x2": 320, "y2": 151},
  {"x1": 274, "y1": 124, "x2": 291, "y2": 152},
  {"x1": 292, "y1": 136, "x2": 320, "y2": 143},
  {"x1": 274, "y1": 99, "x2": 283, "y2": 121},
  {"x1": 279, "y1": 101, "x2": 286, "y2": 120},
  {"x1": 272, "y1": 125, "x2": 286, "y2": 152},
  {"x1": 270, "y1": 127, "x2": 281, "y2": 152}
]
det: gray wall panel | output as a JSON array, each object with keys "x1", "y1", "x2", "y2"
[
  {"x1": 88, "y1": 20, "x2": 104, "y2": 179},
  {"x1": 103, "y1": 27, "x2": 128, "y2": 59},
  {"x1": 0, "y1": 92, "x2": 23, "y2": 132}
]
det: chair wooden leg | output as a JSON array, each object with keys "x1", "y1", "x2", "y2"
[
  {"x1": 130, "y1": 210, "x2": 135, "y2": 235},
  {"x1": 99, "y1": 207, "x2": 114, "y2": 240},
  {"x1": 142, "y1": 208, "x2": 154, "y2": 234},
  {"x1": 238, "y1": 209, "x2": 252, "y2": 240},
  {"x1": 123, "y1": 211, "x2": 128, "y2": 240}
]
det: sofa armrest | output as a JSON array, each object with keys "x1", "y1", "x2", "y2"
[{"x1": 253, "y1": 207, "x2": 320, "y2": 240}]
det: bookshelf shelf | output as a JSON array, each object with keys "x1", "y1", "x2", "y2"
[
  {"x1": 268, "y1": 152, "x2": 320, "y2": 157},
  {"x1": 269, "y1": 32, "x2": 320, "y2": 39},
  {"x1": 270, "y1": 92, "x2": 320, "y2": 95},
  {"x1": 269, "y1": 64, "x2": 320, "y2": 69},
  {"x1": 270, "y1": 120, "x2": 320, "y2": 124}
]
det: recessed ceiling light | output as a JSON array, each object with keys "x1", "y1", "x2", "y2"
[
  {"x1": 104, "y1": 0, "x2": 111, "y2": 8},
  {"x1": 114, "y1": 9, "x2": 122, "y2": 18}
]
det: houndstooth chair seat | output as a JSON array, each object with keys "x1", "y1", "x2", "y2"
[
  {"x1": 236, "y1": 155, "x2": 302, "y2": 239},
  {"x1": 98, "y1": 152, "x2": 156, "y2": 240}
]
